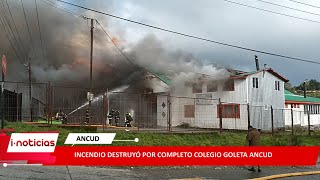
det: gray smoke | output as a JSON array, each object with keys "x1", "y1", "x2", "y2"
[{"x1": 1, "y1": 1, "x2": 230, "y2": 94}]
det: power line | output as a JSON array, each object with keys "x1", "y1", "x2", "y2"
[
  {"x1": 40, "y1": 0, "x2": 86, "y2": 19},
  {"x1": 0, "y1": 0, "x2": 27, "y2": 59},
  {"x1": 38, "y1": 1, "x2": 137, "y2": 87},
  {"x1": 256, "y1": 0, "x2": 320, "y2": 17},
  {"x1": 288, "y1": 0, "x2": 320, "y2": 9},
  {"x1": 56, "y1": 0, "x2": 320, "y2": 65},
  {"x1": 21, "y1": 0, "x2": 36, "y2": 57},
  {"x1": 96, "y1": 20, "x2": 170, "y2": 85},
  {"x1": 5, "y1": 0, "x2": 28, "y2": 57},
  {"x1": 37, "y1": 1, "x2": 170, "y2": 90},
  {"x1": 96, "y1": 20, "x2": 137, "y2": 68},
  {"x1": 34, "y1": 0, "x2": 46, "y2": 62},
  {"x1": 223, "y1": 0, "x2": 320, "y2": 24},
  {"x1": 0, "y1": 5, "x2": 24, "y2": 64}
]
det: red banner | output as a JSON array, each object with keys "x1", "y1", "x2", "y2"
[
  {"x1": 50, "y1": 146, "x2": 319, "y2": 166},
  {"x1": 0, "y1": 133, "x2": 319, "y2": 166}
]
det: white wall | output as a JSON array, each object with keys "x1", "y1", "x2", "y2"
[
  {"x1": 154, "y1": 70, "x2": 286, "y2": 130},
  {"x1": 247, "y1": 71, "x2": 285, "y2": 130}
]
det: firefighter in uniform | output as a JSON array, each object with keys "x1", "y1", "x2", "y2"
[
  {"x1": 125, "y1": 112, "x2": 133, "y2": 127},
  {"x1": 107, "y1": 109, "x2": 115, "y2": 125},
  {"x1": 85, "y1": 108, "x2": 90, "y2": 124},
  {"x1": 114, "y1": 110, "x2": 120, "y2": 126},
  {"x1": 61, "y1": 111, "x2": 67, "y2": 124}
]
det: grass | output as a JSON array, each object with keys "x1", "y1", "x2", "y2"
[{"x1": 4, "y1": 122, "x2": 320, "y2": 146}]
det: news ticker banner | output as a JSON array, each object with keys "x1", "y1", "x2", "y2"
[{"x1": 0, "y1": 131, "x2": 319, "y2": 166}]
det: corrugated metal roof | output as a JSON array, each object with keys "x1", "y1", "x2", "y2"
[
  {"x1": 231, "y1": 68, "x2": 289, "y2": 82},
  {"x1": 285, "y1": 90, "x2": 320, "y2": 103},
  {"x1": 154, "y1": 73, "x2": 172, "y2": 85}
]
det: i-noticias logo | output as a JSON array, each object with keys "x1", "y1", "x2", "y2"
[{"x1": 7, "y1": 133, "x2": 59, "y2": 153}]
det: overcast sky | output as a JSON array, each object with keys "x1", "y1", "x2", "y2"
[{"x1": 57, "y1": 0, "x2": 320, "y2": 85}]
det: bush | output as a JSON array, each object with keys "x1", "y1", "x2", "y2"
[
  {"x1": 290, "y1": 135, "x2": 301, "y2": 146},
  {"x1": 176, "y1": 122, "x2": 191, "y2": 128},
  {"x1": 270, "y1": 137, "x2": 287, "y2": 146}
]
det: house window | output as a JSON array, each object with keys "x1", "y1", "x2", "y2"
[
  {"x1": 253, "y1": 77, "x2": 258, "y2": 88},
  {"x1": 275, "y1": 81, "x2": 280, "y2": 91},
  {"x1": 285, "y1": 104, "x2": 288, "y2": 108},
  {"x1": 223, "y1": 79, "x2": 235, "y2": 91},
  {"x1": 192, "y1": 83, "x2": 202, "y2": 93},
  {"x1": 207, "y1": 81, "x2": 218, "y2": 92},
  {"x1": 184, "y1": 105, "x2": 195, "y2": 118},
  {"x1": 217, "y1": 104, "x2": 240, "y2": 118}
]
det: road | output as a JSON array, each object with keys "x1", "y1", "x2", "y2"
[{"x1": 0, "y1": 166, "x2": 319, "y2": 180}]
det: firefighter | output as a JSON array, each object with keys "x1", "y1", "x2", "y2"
[
  {"x1": 61, "y1": 111, "x2": 67, "y2": 124},
  {"x1": 85, "y1": 108, "x2": 90, "y2": 124},
  {"x1": 107, "y1": 109, "x2": 115, "y2": 125},
  {"x1": 125, "y1": 112, "x2": 133, "y2": 127},
  {"x1": 114, "y1": 110, "x2": 120, "y2": 126}
]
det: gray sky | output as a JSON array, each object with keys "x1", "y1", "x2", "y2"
[
  {"x1": 3, "y1": 0, "x2": 319, "y2": 86},
  {"x1": 71, "y1": 0, "x2": 320, "y2": 85}
]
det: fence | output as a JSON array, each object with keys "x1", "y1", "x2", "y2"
[
  {"x1": 0, "y1": 81, "x2": 317, "y2": 135},
  {"x1": 0, "y1": 81, "x2": 47, "y2": 123}
]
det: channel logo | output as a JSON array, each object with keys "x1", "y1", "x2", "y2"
[{"x1": 7, "y1": 133, "x2": 59, "y2": 153}]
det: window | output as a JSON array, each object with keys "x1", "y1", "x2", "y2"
[
  {"x1": 192, "y1": 83, "x2": 202, "y2": 93},
  {"x1": 275, "y1": 81, "x2": 280, "y2": 91},
  {"x1": 184, "y1": 105, "x2": 195, "y2": 118},
  {"x1": 285, "y1": 104, "x2": 288, "y2": 108},
  {"x1": 217, "y1": 104, "x2": 240, "y2": 118},
  {"x1": 207, "y1": 81, "x2": 218, "y2": 92},
  {"x1": 223, "y1": 79, "x2": 235, "y2": 91},
  {"x1": 253, "y1": 77, "x2": 258, "y2": 88}
]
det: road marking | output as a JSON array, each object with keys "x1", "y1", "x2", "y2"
[
  {"x1": 171, "y1": 178, "x2": 203, "y2": 180},
  {"x1": 250, "y1": 171, "x2": 320, "y2": 180}
]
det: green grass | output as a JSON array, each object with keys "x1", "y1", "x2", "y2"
[{"x1": 4, "y1": 122, "x2": 320, "y2": 146}]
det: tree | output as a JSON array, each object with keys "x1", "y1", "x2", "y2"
[
  {"x1": 296, "y1": 79, "x2": 320, "y2": 91},
  {"x1": 284, "y1": 82, "x2": 295, "y2": 92}
]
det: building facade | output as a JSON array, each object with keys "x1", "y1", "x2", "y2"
[{"x1": 154, "y1": 68, "x2": 288, "y2": 130}]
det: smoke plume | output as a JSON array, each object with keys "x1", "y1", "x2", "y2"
[{"x1": 1, "y1": 1, "x2": 230, "y2": 94}]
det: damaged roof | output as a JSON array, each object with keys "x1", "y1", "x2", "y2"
[
  {"x1": 154, "y1": 73, "x2": 172, "y2": 85},
  {"x1": 229, "y1": 68, "x2": 289, "y2": 82}
]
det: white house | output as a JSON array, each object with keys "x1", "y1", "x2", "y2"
[
  {"x1": 284, "y1": 90, "x2": 320, "y2": 127},
  {"x1": 147, "y1": 68, "x2": 289, "y2": 130}
]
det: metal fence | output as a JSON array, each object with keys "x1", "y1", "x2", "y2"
[{"x1": 0, "y1": 81, "x2": 318, "y2": 135}]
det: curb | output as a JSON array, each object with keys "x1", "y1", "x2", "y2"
[{"x1": 250, "y1": 171, "x2": 320, "y2": 180}]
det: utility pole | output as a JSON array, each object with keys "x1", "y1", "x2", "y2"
[
  {"x1": 88, "y1": 18, "x2": 94, "y2": 125},
  {"x1": 27, "y1": 59, "x2": 32, "y2": 122},
  {"x1": 303, "y1": 80, "x2": 307, "y2": 98}
]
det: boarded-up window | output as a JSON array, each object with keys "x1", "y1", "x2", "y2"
[
  {"x1": 207, "y1": 81, "x2": 218, "y2": 92},
  {"x1": 192, "y1": 83, "x2": 202, "y2": 93},
  {"x1": 184, "y1": 105, "x2": 195, "y2": 118},
  {"x1": 223, "y1": 79, "x2": 235, "y2": 91},
  {"x1": 217, "y1": 104, "x2": 240, "y2": 118}
]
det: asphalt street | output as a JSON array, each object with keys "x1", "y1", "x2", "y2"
[{"x1": 0, "y1": 166, "x2": 319, "y2": 180}]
